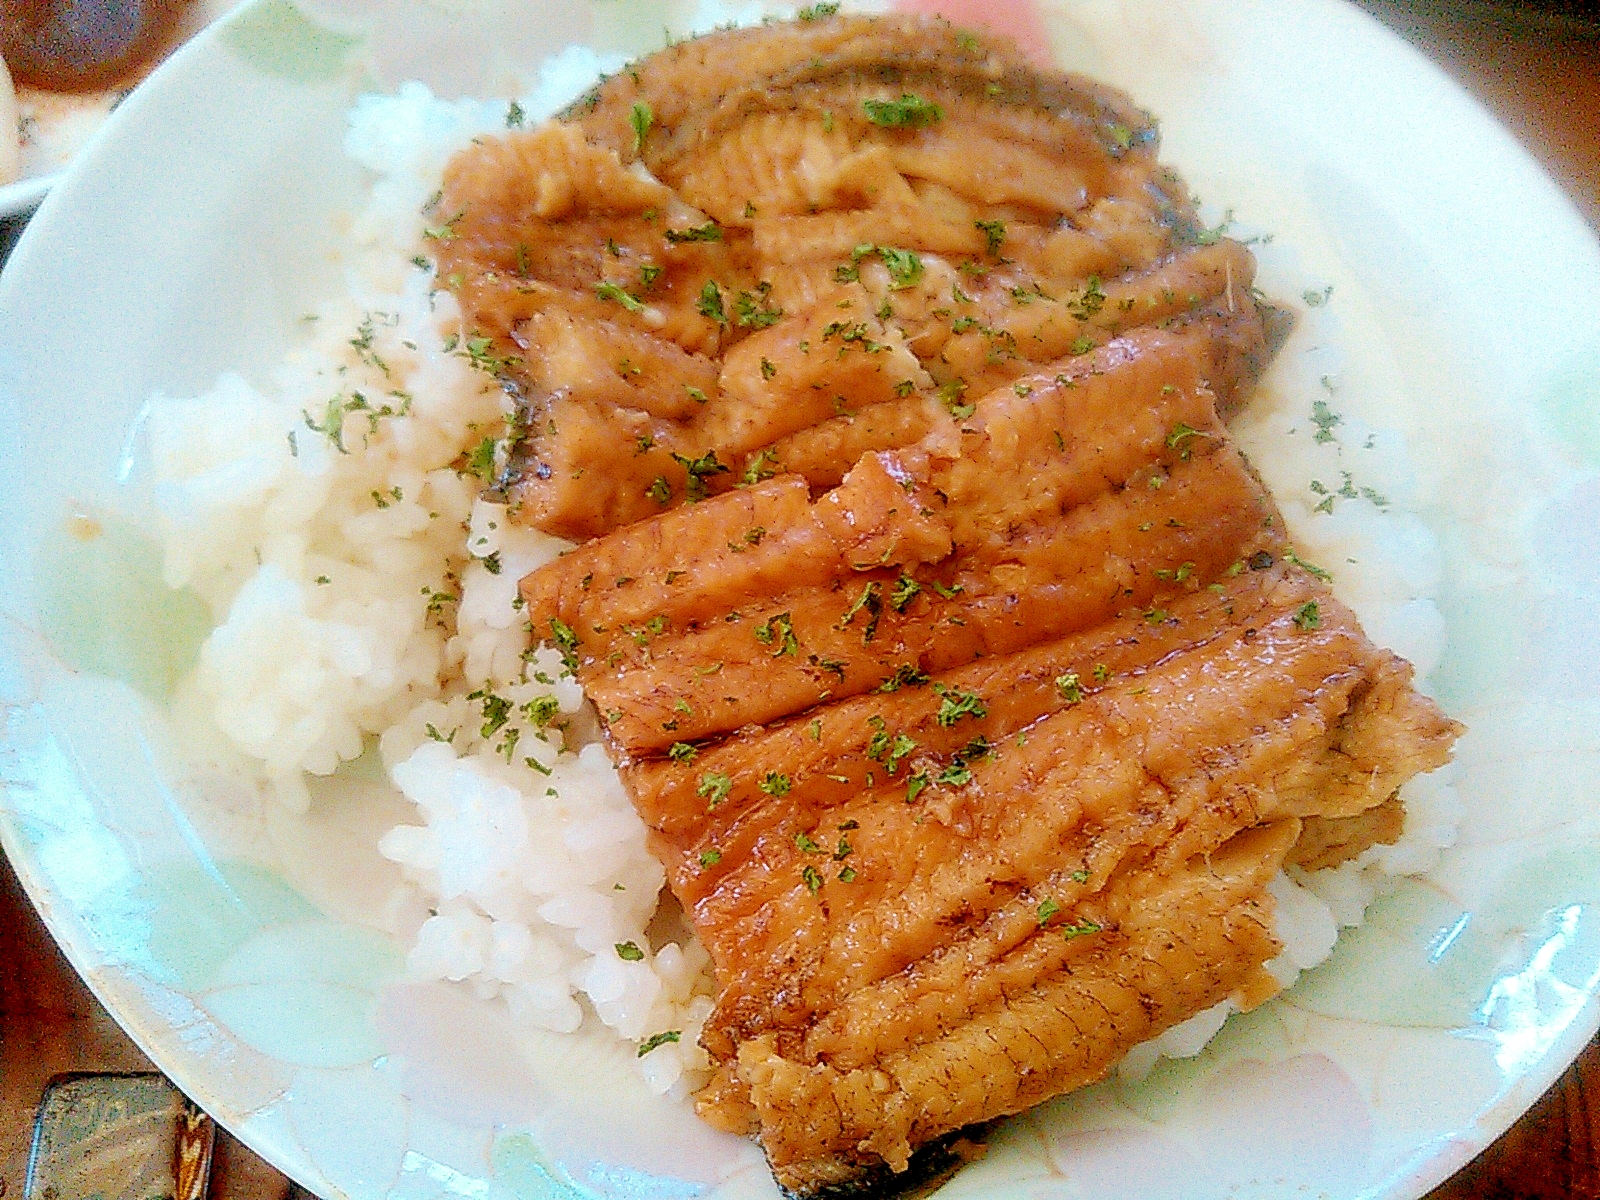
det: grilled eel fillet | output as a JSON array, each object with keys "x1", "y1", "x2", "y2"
[
  {"x1": 518, "y1": 331, "x2": 1460, "y2": 1196},
  {"x1": 430, "y1": 13, "x2": 1463, "y2": 1197},
  {"x1": 433, "y1": 12, "x2": 1277, "y2": 543}
]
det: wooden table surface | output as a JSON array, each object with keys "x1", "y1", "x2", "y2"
[{"x1": 2, "y1": 3, "x2": 1598, "y2": 1197}]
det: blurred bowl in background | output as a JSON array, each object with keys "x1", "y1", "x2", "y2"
[{"x1": 0, "y1": 0, "x2": 231, "y2": 216}]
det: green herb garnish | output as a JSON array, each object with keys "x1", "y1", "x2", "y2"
[
  {"x1": 629, "y1": 102, "x2": 653, "y2": 153},
  {"x1": 637, "y1": 1029, "x2": 680, "y2": 1056},
  {"x1": 863, "y1": 94, "x2": 943, "y2": 128}
]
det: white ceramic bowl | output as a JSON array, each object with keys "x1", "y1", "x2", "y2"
[{"x1": 3, "y1": 2, "x2": 1600, "y2": 1197}]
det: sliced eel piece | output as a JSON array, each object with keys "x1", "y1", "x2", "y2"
[
  {"x1": 520, "y1": 324, "x2": 1274, "y2": 751},
  {"x1": 670, "y1": 567, "x2": 1458, "y2": 1059},
  {"x1": 529, "y1": 428, "x2": 1279, "y2": 756},
  {"x1": 931, "y1": 324, "x2": 1231, "y2": 551},
  {"x1": 568, "y1": 15, "x2": 1158, "y2": 195},
  {"x1": 518, "y1": 310, "x2": 721, "y2": 421},
  {"x1": 702, "y1": 305, "x2": 932, "y2": 452},
  {"x1": 752, "y1": 393, "x2": 951, "y2": 491},
  {"x1": 522, "y1": 459, "x2": 951, "y2": 653},
  {"x1": 434, "y1": 121, "x2": 740, "y2": 355},
  {"x1": 1290, "y1": 798, "x2": 1409, "y2": 871},
  {"x1": 506, "y1": 393, "x2": 689, "y2": 539},
  {"x1": 485, "y1": 16, "x2": 1461, "y2": 1197},
  {"x1": 622, "y1": 563, "x2": 1398, "y2": 855},
  {"x1": 523, "y1": 322, "x2": 1212, "y2": 639},
  {"x1": 675, "y1": 569, "x2": 1456, "y2": 1194},
  {"x1": 733, "y1": 824, "x2": 1295, "y2": 1195},
  {"x1": 437, "y1": 12, "x2": 1274, "y2": 543}
]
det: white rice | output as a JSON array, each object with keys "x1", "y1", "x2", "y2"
[
  {"x1": 149, "y1": 49, "x2": 716, "y2": 1097},
  {"x1": 145, "y1": 47, "x2": 1457, "y2": 1097}
]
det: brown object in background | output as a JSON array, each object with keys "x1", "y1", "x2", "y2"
[
  {"x1": 0, "y1": 855, "x2": 158, "y2": 1185},
  {"x1": 1358, "y1": 0, "x2": 1600, "y2": 231},
  {"x1": 0, "y1": 0, "x2": 198, "y2": 93},
  {"x1": 24, "y1": 1074, "x2": 213, "y2": 1200},
  {"x1": 1424, "y1": 1035, "x2": 1600, "y2": 1200}
]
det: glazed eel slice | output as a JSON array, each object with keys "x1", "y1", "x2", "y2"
[
  {"x1": 432, "y1": 12, "x2": 1266, "y2": 542},
  {"x1": 523, "y1": 324, "x2": 1279, "y2": 755},
  {"x1": 521, "y1": 324, "x2": 1461, "y2": 1194},
  {"x1": 526, "y1": 555, "x2": 1458, "y2": 1195}
]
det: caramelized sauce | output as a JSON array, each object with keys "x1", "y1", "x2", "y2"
[{"x1": 1, "y1": 0, "x2": 195, "y2": 94}]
